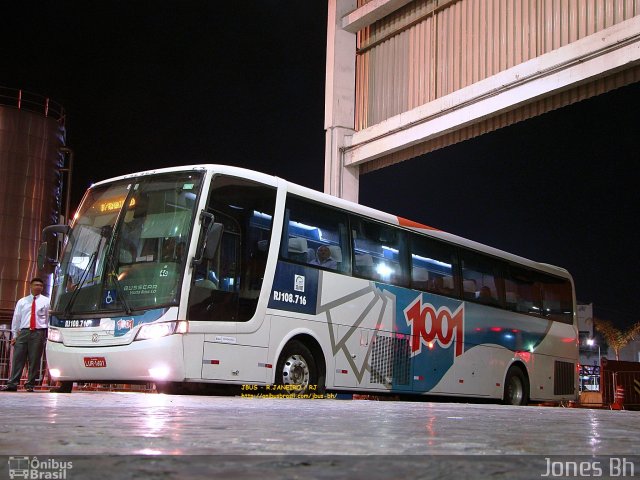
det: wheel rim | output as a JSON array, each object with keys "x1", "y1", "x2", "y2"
[
  {"x1": 507, "y1": 375, "x2": 524, "y2": 405},
  {"x1": 281, "y1": 354, "x2": 310, "y2": 389}
]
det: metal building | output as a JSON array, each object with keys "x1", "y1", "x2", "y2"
[
  {"x1": 325, "y1": 0, "x2": 640, "y2": 201},
  {"x1": 0, "y1": 87, "x2": 65, "y2": 325}
]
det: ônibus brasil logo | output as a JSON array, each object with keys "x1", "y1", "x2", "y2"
[{"x1": 404, "y1": 297, "x2": 465, "y2": 357}]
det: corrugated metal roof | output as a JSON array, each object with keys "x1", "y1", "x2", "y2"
[
  {"x1": 351, "y1": 0, "x2": 640, "y2": 171},
  {"x1": 356, "y1": 0, "x2": 640, "y2": 130},
  {"x1": 361, "y1": 64, "x2": 640, "y2": 173}
]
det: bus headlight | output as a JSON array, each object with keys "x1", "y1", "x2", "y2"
[
  {"x1": 135, "y1": 321, "x2": 188, "y2": 341},
  {"x1": 149, "y1": 365, "x2": 171, "y2": 380},
  {"x1": 48, "y1": 328, "x2": 62, "y2": 343}
]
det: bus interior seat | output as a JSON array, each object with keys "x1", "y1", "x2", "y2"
[
  {"x1": 475, "y1": 285, "x2": 497, "y2": 303},
  {"x1": 463, "y1": 279, "x2": 476, "y2": 300},
  {"x1": 412, "y1": 266, "x2": 429, "y2": 290},
  {"x1": 355, "y1": 253, "x2": 374, "y2": 278},
  {"x1": 430, "y1": 275, "x2": 454, "y2": 294},
  {"x1": 328, "y1": 245, "x2": 342, "y2": 263},
  {"x1": 505, "y1": 291, "x2": 518, "y2": 309},
  {"x1": 412, "y1": 266, "x2": 429, "y2": 281},
  {"x1": 442, "y1": 276, "x2": 454, "y2": 291},
  {"x1": 288, "y1": 237, "x2": 308, "y2": 262}
]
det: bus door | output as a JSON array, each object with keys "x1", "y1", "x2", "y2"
[{"x1": 188, "y1": 175, "x2": 276, "y2": 383}]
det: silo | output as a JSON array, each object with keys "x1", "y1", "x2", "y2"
[{"x1": 0, "y1": 87, "x2": 65, "y2": 325}]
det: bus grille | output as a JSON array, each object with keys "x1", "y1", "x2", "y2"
[
  {"x1": 62, "y1": 329, "x2": 129, "y2": 347},
  {"x1": 554, "y1": 360, "x2": 575, "y2": 395},
  {"x1": 370, "y1": 335, "x2": 411, "y2": 386}
]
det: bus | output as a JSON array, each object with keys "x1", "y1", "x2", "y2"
[{"x1": 40, "y1": 165, "x2": 578, "y2": 404}]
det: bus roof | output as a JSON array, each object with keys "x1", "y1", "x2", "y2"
[{"x1": 90, "y1": 164, "x2": 572, "y2": 280}]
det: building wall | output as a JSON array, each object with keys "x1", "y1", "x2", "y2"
[
  {"x1": 326, "y1": 1, "x2": 640, "y2": 200},
  {"x1": 356, "y1": 0, "x2": 640, "y2": 130}
]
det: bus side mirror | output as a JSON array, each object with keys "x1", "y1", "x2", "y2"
[
  {"x1": 38, "y1": 224, "x2": 71, "y2": 273},
  {"x1": 191, "y1": 211, "x2": 223, "y2": 267},
  {"x1": 37, "y1": 242, "x2": 54, "y2": 273}
]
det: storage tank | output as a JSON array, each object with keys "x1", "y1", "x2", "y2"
[{"x1": 0, "y1": 87, "x2": 65, "y2": 324}]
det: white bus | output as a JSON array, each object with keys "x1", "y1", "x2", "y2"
[{"x1": 41, "y1": 165, "x2": 578, "y2": 404}]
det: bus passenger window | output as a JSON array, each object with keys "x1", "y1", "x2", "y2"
[
  {"x1": 351, "y1": 218, "x2": 407, "y2": 286},
  {"x1": 460, "y1": 250, "x2": 503, "y2": 307},
  {"x1": 541, "y1": 275, "x2": 573, "y2": 323},
  {"x1": 505, "y1": 266, "x2": 542, "y2": 315},
  {"x1": 282, "y1": 195, "x2": 350, "y2": 274},
  {"x1": 409, "y1": 234, "x2": 457, "y2": 297}
]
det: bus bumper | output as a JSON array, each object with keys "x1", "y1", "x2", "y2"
[{"x1": 46, "y1": 335, "x2": 186, "y2": 382}]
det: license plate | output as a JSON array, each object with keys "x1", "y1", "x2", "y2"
[{"x1": 84, "y1": 357, "x2": 106, "y2": 368}]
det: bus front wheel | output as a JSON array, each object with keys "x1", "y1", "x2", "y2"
[
  {"x1": 275, "y1": 340, "x2": 321, "y2": 396},
  {"x1": 50, "y1": 381, "x2": 73, "y2": 393},
  {"x1": 503, "y1": 366, "x2": 529, "y2": 406}
]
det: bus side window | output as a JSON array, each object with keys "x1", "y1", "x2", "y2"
[
  {"x1": 282, "y1": 195, "x2": 350, "y2": 274},
  {"x1": 506, "y1": 265, "x2": 543, "y2": 315},
  {"x1": 460, "y1": 250, "x2": 503, "y2": 307},
  {"x1": 351, "y1": 217, "x2": 408, "y2": 286},
  {"x1": 409, "y1": 234, "x2": 458, "y2": 297},
  {"x1": 541, "y1": 275, "x2": 573, "y2": 323}
]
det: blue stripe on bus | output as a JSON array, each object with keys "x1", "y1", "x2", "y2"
[
  {"x1": 49, "y1": 308, "x2": 167, "y2": 337},
  {"x1": 267, "y1": 262, "x2": 319, "y2": 315},
  {"x1": 377, "y1": 284, "x2": 548, "y2": 391}
]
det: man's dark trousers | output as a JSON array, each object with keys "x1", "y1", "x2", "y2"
[{"x1": 6, "y1": 329, "x2": 46, "y2": 388}]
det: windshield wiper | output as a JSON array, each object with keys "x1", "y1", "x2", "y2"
[
  {"x1": 107, "y1": 270, "x2": 132, "y2": 315},
  {"x1": 64, "y1": 250, "x2": 98, "y2": 316}
]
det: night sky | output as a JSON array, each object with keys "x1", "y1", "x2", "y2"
[{"x1": 3, "y1": 2, "x2": 639, "y2": 327}]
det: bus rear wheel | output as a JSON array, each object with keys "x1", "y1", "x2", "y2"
[
  {"x1": 275, "y1": 340, "x2": 322, "y2": 396},
  {"x1": 503, "y1": 366, "x2": 529, "y2": 406}
]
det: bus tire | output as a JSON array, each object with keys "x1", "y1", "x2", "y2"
[
  {"x1": 275, "y1": 340, "x2": 321, "y2": 396},
  {"x1": 503, "y1": 366, "x2": 529, "y2": 406},
  {"x1": 50, "y1": 381, "x2": 73, "y2": 393}
]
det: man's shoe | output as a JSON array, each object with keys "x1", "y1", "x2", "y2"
[
  {"x1": 25, "y1": 386, "x2": 34, "y2": 392},
  {"x1": 0, "y1": 385, "x2": 18, "y2": 392}
]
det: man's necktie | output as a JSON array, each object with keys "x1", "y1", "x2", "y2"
[{"x1": 30, "y1": 296, "x2": 37, "y2": 330}]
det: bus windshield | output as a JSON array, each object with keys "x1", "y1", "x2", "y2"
[{"x1": 52, "y1": 171, "x2": 203, "y2": 315}]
